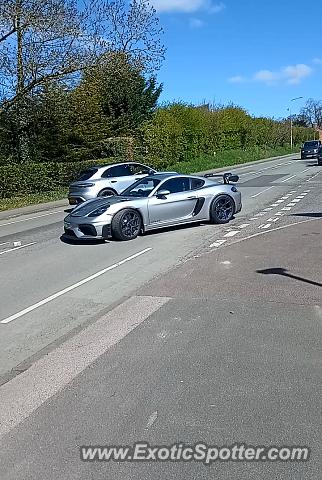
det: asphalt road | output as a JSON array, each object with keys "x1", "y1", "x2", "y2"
[{"x1": 0, "y1": 153, "x2": 321, "y2": 479}]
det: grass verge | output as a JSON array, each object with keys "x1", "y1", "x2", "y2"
[
  {"x1": 0, "y1": 146, "x2": 298, "y2": 212},
  {"x1": 0, "y1": 188, "x2": 68, "y2": 212}
]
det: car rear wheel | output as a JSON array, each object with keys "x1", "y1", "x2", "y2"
[
  {"x1": 98, "y1": 188, "x2": 116, "y2": 198},
  {"x1": 111, "y1": 209, "x2": 142, "y2": 241},
  {"x1": 210, "y1": 195, "x2": 235, "y2": 224}
]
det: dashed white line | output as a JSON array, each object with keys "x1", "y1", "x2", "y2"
[
  {"x1": 259, "y1": 224, "x2": 272, "y2": 229},
  {"x1": 238, "y1": 224, "x2": 250, "y2": 229},
  {"x1": 224, "y1": 231, "x2": 240, "y2": 238},
  {"x1": 0, "y1": 248, "x2": 152, "y2": 324},
  {"x1": 287, "y1": 203, "x2": 297, "y2": 207},
  {"x1": 281, "y1": 207, "x2": 292, "y2": 211},
  {"x1": 281, "y1": 174, "x2": 297, "y2": 182},
  {"x1": 210, "y1": 239, "x2": 227, "y2": 248},
  {"x1": 0, "y1": 242, "x2": 36, "y2": 256},
  {"x1": 0, "y1": 242, "x2": 10, "y2": 247}
]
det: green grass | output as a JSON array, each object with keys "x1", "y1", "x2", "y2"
[
  {"x1": 0, "y1": 188, "x2": 67, "y2": 212},
  {"x1": 167, "y1": 146, "x2": 298, "y2": 174},
  {"x1": 0, "y1": 145, "x2": 298, "y2": 212}
]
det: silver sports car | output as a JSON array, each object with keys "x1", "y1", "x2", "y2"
[{"x1": 63, "y1": 172, "x2": 242, "y2": 241}]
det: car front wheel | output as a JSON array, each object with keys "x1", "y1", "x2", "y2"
[
  {"x1": 111, "y1": 209, "x2": 142, "y2": 241},
  {"x1": 210, "y1": 195, "x2": 235, "y2": 224}
]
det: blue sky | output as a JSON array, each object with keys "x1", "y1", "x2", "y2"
[{"x1": 150, "y1": 0, "x2": 322, "y2": 118}]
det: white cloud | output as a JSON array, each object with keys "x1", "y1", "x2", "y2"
[
  {"x1": 228, "y1": 75, "x2": 246, "y2": 83},
  {"x1": 282, "y1": 64, "x2": 313, "y2": 85},
  {"x1": 253, "y1": 64, "x2": 313, "y2": 86},
  {"x1": 190, "y1": 18, "x2": 205, "y2": 28},
  {"x1": 150, "y1": 0, "x2": 225, "y2": 13},
  {"x1": 254, "y1": 70, "x2": 279, "y2": 85},
  {"x1": 312, "y1": 57, "x2": 322, "y2": 65}
]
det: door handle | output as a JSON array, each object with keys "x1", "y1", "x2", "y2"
[
  {"x1": 111, "y1": 180, "x2": 117, "y2": 183},
  {"x1": 188, "y1": 196, "x2": 197, "y2": 199}
]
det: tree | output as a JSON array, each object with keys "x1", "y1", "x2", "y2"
[
  {"x1": 0, "y1": 0, "x2": 164, "y2": 161},
  {"x1": 67, "y1": 52, "x2": 162, "y2": 159},
  {"x1": 300, "y1": 98, "x2": 322, "y2": 128}
]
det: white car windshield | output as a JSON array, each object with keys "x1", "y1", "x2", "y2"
[{"x1": 121, "y1": 178, "x2": 161, "y2": 197}]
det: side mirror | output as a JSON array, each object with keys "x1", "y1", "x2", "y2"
[
  {"x1": 156, "y1": 189, "x2": 170, "y2": 199},
  {"x1": 228, "y1": 175, "x2": 239, "y2": 183}
]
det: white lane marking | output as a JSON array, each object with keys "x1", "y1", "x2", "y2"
[
  {"x1": 292, "y1": 199, "x2": 301, "y2": 203},
  {"x1": 0, "y1": 242, "x2": 9, "y2": 247},
  {"x1": 281, "y1": 207, "x2": 292, "y2": 211},
  {"x1": 238, "y1": 224, "x2": 250, "y2": 229},
  {"x1": 0, "y1": 248, "x2": 152, "y2": 324},
  {"x1": 210, "y1": 239, "x2": 227, "y2": 248},
  {"x1": 146, "y1": 411, "x2": 158, "y2": 430},
  {"x1": 0, "y1": 242, "x2": 36, "y2": 256},
  {"x1": 224, "y1": 231, "x2": 240, "y2": 238},
  {"x1": 250, "y1": 217, "x2": 258, "y2": 221},
  {"x1": 270, "y1": 203, "x2": 279, "y2": 207},
  {"x1": 220, "y1": 261, "x2": 232, "y2": 265},
  {"x1": 0, "y1": 295, "x2": 169, "y2": 438},
  {"x1": 307, "y1": 171, "x2": 321, "y2": 181},
  {"x1": 275, "y1": 212, "x2": 284, "y2": 216},
  {"x1": 295, "y1": 196, "x2": 305, "y2": 199},
  {"x1": 230, "y1": 218, "x2": 320, "y2": 245},
  {"x1": 263, "y1": 208, "x2": 273, "y2": 211},
  {"x1": 281, "y1": 196, "x2": 289, "y2": 200},
  {"x1": 259, "y1": 224, "x2": 272, "y2": 229},
  {"x1": 267, "y1": 217, "x2": 280, "y2": 222},
  {"x1": 276, "y1": 200, "x2": 285, "y2": 203},
  {"x1": 0, "y1": 210, "x2": 63, "y2": 228},
  {"x1": 281, "y1": 174, "x2": 297, "y2": 182},
  {"x1": 251, "y1": 186, "x2": 275, "y2": 198},
  {"x1": 287, "y1": 203, "x2": 297, "y2": 207}
]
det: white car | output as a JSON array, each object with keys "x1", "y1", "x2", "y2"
[{"x1": 68, "y1": 162, "x2": 164, "y2": 205}]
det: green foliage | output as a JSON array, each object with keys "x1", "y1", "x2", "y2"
[{"x1": 0, "y1": 159, "x2": 113, "y2": 199}]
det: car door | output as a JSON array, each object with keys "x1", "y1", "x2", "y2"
[
  {"x1": 147, "y1": 177, "x2": 198, "y2": 226},
  {"x1": 101, "y1": 164, "x2": 135, "y2": 193}
]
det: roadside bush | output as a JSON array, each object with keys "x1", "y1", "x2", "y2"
[{"x1": 0, "y1": 159, "x2": 114, "y2": 199}]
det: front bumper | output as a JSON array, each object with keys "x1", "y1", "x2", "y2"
[
  {"x1": 63, "y1": 219, "x2": 112, "y2": 240},
  {"x1": 301, "y1": 152, "x2": 318, "y2": 158}
]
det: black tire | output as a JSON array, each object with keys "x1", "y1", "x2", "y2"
[
  {"x1": 98, "y1": 188, "x2": 117, "y2": 198},
  {"x1": 210, "y1": 195, "x2": 235, "y2": 224},
  {"x1": 318, "y1": 160, "x2": 322, "y2": 166},
  {"x1": 301, "y1": 154, "x2": 304, "y2": 160},
  {"x1": 111, "y1": 209, "x2": 142, "y2": 241}
]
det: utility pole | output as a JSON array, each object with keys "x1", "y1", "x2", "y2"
[{"x1": 289, "y1": 97, "x2": 303, "y2": 149}]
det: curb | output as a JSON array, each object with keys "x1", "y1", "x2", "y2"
[{"x1": 0, "y1": 153, "x2": 298, "y2": 221}]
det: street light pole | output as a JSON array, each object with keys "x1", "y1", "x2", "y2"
[{"x1": 289, "y1": 96, "x2": 303, "y2": 149}]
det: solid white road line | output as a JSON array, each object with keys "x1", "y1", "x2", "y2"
[
  {"x1": 251, "y1": 186, "x2": 275, "y2": 198},
  {"x1": 0, "y1": 295, "x2": 170, "y2": 438},
  {"x1": 0, "y1": 242, "x2": 36, "y2": 256},
  {"x1": 0, "y1": 242, "x2": 10, "y2": 247},
  {"x1": 0, "y1": 248, "x2": 152, "y2": 324},
  {"x1": 224, "y1": 231, "x2": 240, "y2": 238},
  {"x1": 0, "y1": 210, "x2": 63, "y2": 228}
]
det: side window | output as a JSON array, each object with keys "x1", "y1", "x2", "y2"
[
  {"x1": 190, "y1": 178, "x2": 205, "y2": 190},
  {"x1": 130, "y1": 164, "x2": 151, "y2": 175},
  {"x1": 159, "y1": 177, "x2": 190, "y2": 194},
  {"x1": 101, "y1": 165, "x2": 132, "y2": 178}
]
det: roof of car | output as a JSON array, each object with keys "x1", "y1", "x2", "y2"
[{"x1": 86, "y1": 162, "x2": 149, "y2": 170}]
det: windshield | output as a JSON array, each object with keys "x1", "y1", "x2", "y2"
[
  {"x1": 121, "y1": 178, "x2": 161, "y2": 197},
  {"x1": 303, "y1": 141, "x2": 319, "y2": 148},
  {"x1": 77, "y1": 168, "x2": 98, "y2": 181}
]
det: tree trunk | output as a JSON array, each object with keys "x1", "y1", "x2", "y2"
[{"x1": 15, "y1": 0, "x2": 30, "y2": 163}]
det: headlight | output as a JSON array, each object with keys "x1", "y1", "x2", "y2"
[{"x1": 88, "y1": 205, "x2": 110, "y2": 217}]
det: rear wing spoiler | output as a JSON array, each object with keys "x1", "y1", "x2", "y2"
[{"x1": 204, "y1": 172, "x2": 239, "y2": 184}]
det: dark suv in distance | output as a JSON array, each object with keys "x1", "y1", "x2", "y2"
[
  {"x1": 300, "y1": 140, "x2": 321, "y2": 160},
  {"x1": 317, "y1": 145, "x2": 322, "y2": 166}
]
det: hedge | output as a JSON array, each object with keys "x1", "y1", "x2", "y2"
[{"x1": 0, "y1": 159, "x2": 115, "y2": 199}]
